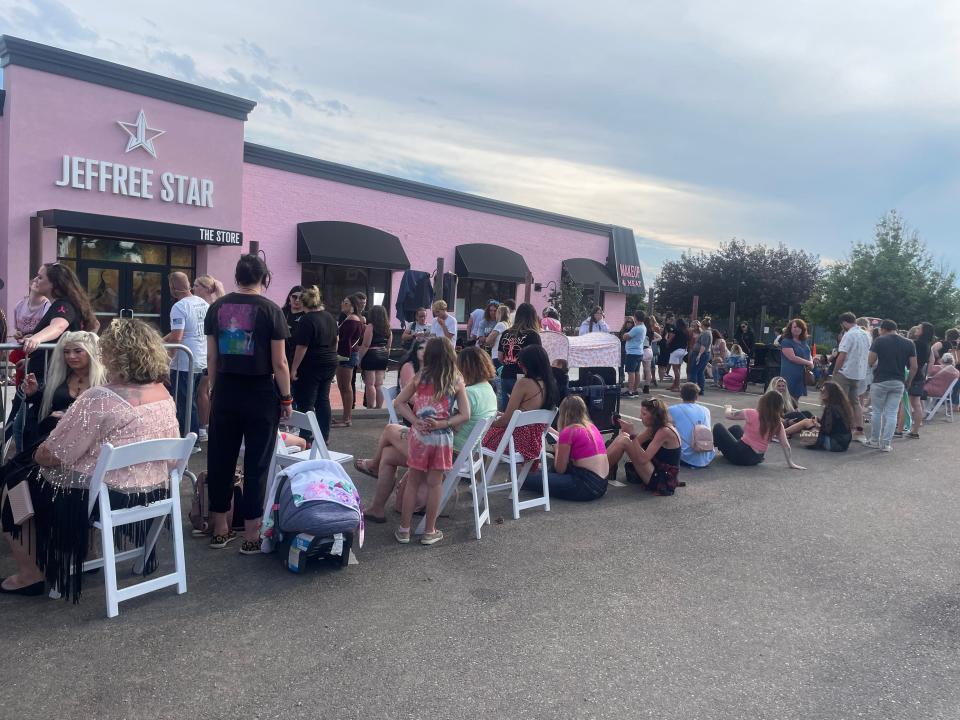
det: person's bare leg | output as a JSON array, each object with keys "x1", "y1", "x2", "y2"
[
  {"x1": 363, "y1": 371, "x2": 377, "y2": 409},
  {"x1": 670, "y1": 364, "x2": 681, "y2": 389},
  {"x1": 2, "y1": 525, "x2": 43, "y2": 589},
  {"x1": 399, "y1": 469, "x2": 425, "y2": 530},
  {"x1": 368, "y1": 446, "x2": 407, "y2": 517},
  {"x1": 244, "y1": 518, "x2": 260, "y2": 543},
  {"x1": 910, "y1": 396, "x2": 923, "y2": 435},
  {"x1": 375, "y1": 371, "x2": 385, "y2": 408},
  {"x1": 606, "y1": 434, "x2": 633, "y2": 468},
  {"x1": 423, "y1": 470, "x2": 444, "y2": 534},
  {"x1": 335, "y1": 367, "x2": 353, "y2": 423},
  {"x1": 210, "y1": 510, "x2": 229, "y2": 537},
  {"x1": 359, "y1": 424, "x2": 407, "y2": 475},
  {"x1": 197, "y1": 375, "x2": 211, "y2": 427}
]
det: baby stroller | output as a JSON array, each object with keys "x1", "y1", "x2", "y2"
[
  {"x1": 260, "y1": 459, "x2": 364, "y2": 573},
  {"x1": 540, "y1": 331, "x2": 622, "y2": 442}
]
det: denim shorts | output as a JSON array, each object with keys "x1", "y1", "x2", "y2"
[
  {"x1": 624, "y1": 354, "x2": 642, "y2": 373},
  {"x1": 339, "y1": 351, "x2": 360, "y2": 368}
]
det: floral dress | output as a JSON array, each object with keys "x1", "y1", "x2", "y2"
[{"x1": 407, "y1": 381, "x2": 455, "y2": 472}]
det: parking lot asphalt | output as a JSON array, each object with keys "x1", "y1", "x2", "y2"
[{"x1": 2, "y1": 382, "x2": 959, "y2": 720}]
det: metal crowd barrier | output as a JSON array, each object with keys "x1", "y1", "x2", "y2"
[{"x1": 0, "y1": 341, "x2": 196, "y2": 444}]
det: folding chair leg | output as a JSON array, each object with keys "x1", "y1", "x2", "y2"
[
  {"x1": 98, "y1": 492, "x2": 121, "y2": 618},
  {"x1": 169, "y1": 476, "x2": 188, "y2": 594},
  {"x1": 509, "y1": 460, "x2": 520, "y2": 521},
  {"x1": 540, "y1": 448, "x2": 550, "y2": 513}
]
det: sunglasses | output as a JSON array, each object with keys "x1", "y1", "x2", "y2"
[{"x1": 290, "y1": 293, "x2": 302, "y2": 300}]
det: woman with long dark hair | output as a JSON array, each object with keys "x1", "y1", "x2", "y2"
[
  {"x1": 712, "y1": 391, "x2": 805, "y2": 469},
  {"x1": 795, "y1": 381, "x2": 854, "y2": 451},
  {"x1": 905, "y1": 321, "x2": 935, "y2": 438},
  {"x1": 358, "y1": 305, "x2": 392, "y2": 409},
  {"x1": 281, "y1": 284, "x2": 305, "y2": 365},
  {"x1": 666, "y1": 318, "x2": 689, "y2": 392},
  {"x1": 333, "y1": 296, "x2": 364, "y2": 428},
  {"x1": 204, "y1": 254, "x2": 291, "y2": 554},
  {"x1": 496, "y1": 302, "x2": 541, "y2": 409},
  {"x1": 21, "y1": 264, "x2": 98, "y2": 380}
]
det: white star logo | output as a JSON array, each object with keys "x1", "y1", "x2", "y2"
[{"x1": 117, "y1": 110, "x2": 165, "y2": 159}]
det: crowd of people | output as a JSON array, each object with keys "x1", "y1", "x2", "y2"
[{"x1": 0, "y1": 254, "x2": 956, "y2": 599}]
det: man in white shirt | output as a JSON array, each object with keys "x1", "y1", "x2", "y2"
[
  {"x1": 467, "y1": 306, "x2": 486, "y2": 339},
  {"x1": 162, "y1": 272, "x2": 208, "y2": 441},
  {"x1": 833, "y1": 311, "x2": 871, "y2": 437},
  {"x1": 430, "y1": 300, "x2": 458, "y2": 344}
]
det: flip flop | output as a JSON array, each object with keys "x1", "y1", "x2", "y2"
[
  {"x1": 331, "y1": 420, "x2": 352, "y2": 429},
  {"x1": 354, "y1": 458, "x2": 379, "y2": 479}
]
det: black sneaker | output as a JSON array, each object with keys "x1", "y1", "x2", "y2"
[{"x1": 642, "y1": 385, "x2": 650, "y2": 394}]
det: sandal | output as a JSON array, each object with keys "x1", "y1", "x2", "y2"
[
  {"x1": 354, "y1": 458, "x2": 379, "y2": 479},
  {"x1": 908, "y1": 432, "x2": 920, "y2": 439},
  {"x1": 332, "y1": 420, "x2": 352, "y2": 428}
]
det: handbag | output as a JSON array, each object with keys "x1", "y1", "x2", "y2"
[
  {"x1": 6, "y1": 480, "x2": 35, "y2": 525},
  {"x1": 803, "y1": 366, "x2": 816, "y2": 386}
]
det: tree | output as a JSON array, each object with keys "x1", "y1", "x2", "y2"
[
  {"x1": 803, "y1": 211, "x2": 960, "y2": 333},
  {"x1": 546, "y1": 274, "x2": 593, "y2": 333},
  {"x1": 653, "y1": 239, "x2": 821, "y2": 322}
]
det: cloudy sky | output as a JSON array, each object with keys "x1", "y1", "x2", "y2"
[{"x1": 3, "y1": 0, "x2": 959, "y2": 280}]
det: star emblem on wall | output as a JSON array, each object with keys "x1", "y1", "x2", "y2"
[{"x1": 117, "y1": 110, "x2": 165, "y2": 158}]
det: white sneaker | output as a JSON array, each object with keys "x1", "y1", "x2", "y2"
[
  {"x1": 198, "y1": 428, "x2": 208, "y2": 442},
  {"x1": 862, "y1": 439, "x2": 881, "y2": 449},
  {"x1": 880, "y1": 444, "x2": 892, "y2": 452}
]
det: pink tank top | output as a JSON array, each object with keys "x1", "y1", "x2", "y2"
[
  {"x1": 741, "y1": 408, "x2": 777, "y2": 454},
  {"x1": 558, "y1": 423, "x2": 605, "y2": 460}
]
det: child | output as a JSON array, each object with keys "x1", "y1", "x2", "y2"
[
  {"x1": 796, "y1": 380, "x2": 854, "y2": 452},
  {"x1": 393, "y1": 337, "x2": 470, "y2": 546},
  {"x1": 551, "y1": 357, "x2": 570, "y2": 400},
  {"x1": 524, "y1": 396, "x2": 608, "y2": 501},
  {"x1": 712, "y1": 391, "x2": 806, "y2": 469}
]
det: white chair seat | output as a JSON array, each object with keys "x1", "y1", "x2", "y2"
[
  {"x1": 482, "y1": 409, "x2": 557, "y2": 520},
  {"x1": 281, "y1": 448, "x2": 353, "y2": 465}
]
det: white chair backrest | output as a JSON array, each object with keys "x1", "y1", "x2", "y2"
[
  {"x1": 383, "y1": 385, "x2": 400, "y2": 425},
  {"x1": 451, "y1": 417, "x2": 494, "y2": 475},
  {"x1": 283, "y1": 411, "x2": 330, "y2": 460},
  {"x1": 87, "y1": 434, "x2": 197, "y2": 515},
  {"x1": 488, "y1": 408, "x2": 557, "y2": 458}
]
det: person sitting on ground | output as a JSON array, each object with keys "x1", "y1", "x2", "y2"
[
  {"x1": 766, "y1": 376, "x2": 814, "y2": 437},
  {"x1": 483, "y1": 345, "x2": 559, "y2": 463},
  {"x1": 925, "y1": 352, "x2": 959, "y2": 400},
  {"x1": 0, "y1": 318, "x2": 180, "y2": 600},
  {"x1": 393, "y1": 337, "x2": 470, "y2": 546},
  {"x1": 721, "y1": 343, "x2": 750, "y2": 391},
  {"x1": 668, "y1": 382, "x2": 716, "y2": 468},
  {"x1": 712, "y1": 391, "x2": 805, "y2": 469},
  {"x1": 578, "y1": 306, "x2": 610, "y2": 335},
  {"x1": 541, "y1": 306, "x2": 562, "y2": 333},
  {"x1": 792, "y1": 381, "x2": 854, "y2": 452},
  {"x1": 605, "y1": 398, "x2": 683, "y2": 495},
  {"x1": 522, "y1": 395, "x2": 608, "y2": 501}
]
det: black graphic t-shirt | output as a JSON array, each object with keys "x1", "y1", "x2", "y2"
[
  {"x1": 32, "y1": 298, "x2": 80, "y2": 336},
  {"x1": 498, "y1": 329, "x2": 541, "y2": 380},
  {"x1": 204, "y1": 293, "x2": 288, "y2": 376}
]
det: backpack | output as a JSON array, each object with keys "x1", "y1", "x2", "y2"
[
  {"x1": 674, "y1": 404, "x2": 714, "y2": 452},
  {"x1": 189, "y1": 470, "x2": 245, "y2": 535}
]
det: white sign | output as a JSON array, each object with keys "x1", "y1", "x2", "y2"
[{"x1": 54, "y1": 110, "x2": 215, "y2": 208}]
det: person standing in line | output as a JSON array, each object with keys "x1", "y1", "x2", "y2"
[
  {"x1": 862, "y1": 319, "x2": 917, "y2": 452},
  {"x1": 162, "y1": 271, "x2": 208, "y2": 446},
  {"x1": 430, "y1": 299, "x2": 457, "y2": 344},
  {"x1": 579, "y1": 306, "x2": 610, "y2": 335},
  {"x1": 333, "y1": 296, "x2": 364, "y2": 428},
  {"x1": 485, "y1": 304, "x2": 512, "y2": 369},
  {"x1": 471, "y1": 300, "x2": 500, "y2": 342},
  {"x1": 690, "y1": 317, "x2": 713, "y2": 395},
  {"x1": 898, "y1": 321, "x2": 934, "y2": 439},
  {"x1": 192, "y1": 275, "x2": 225, "y2": 441},
  {"x1": 290, "y1": 286, "x2": 338, "y2": 442},
  {"x1": 281, "y1": 285, "x2": 305, "y2": 367},
  {"x1": 622, "y1": 310, "x2": 647, "y2": 398},
  {"x1": 358, "y1": 304, "x2": 393, "y2": 409},
  {"x1": 502, "y1": 299, "x2": 516, "y2": 324},
  {"x1": 832, "y1": 312, "x2": 871, "y2": 440},
  {"x1": 734, "y1": 322, "x2": 756, "y2": 358},
  {"x1": 666, "y1": 318, "x2": 689, "y2": 392},
  {"x1": 400, "y1": 307, "x2": 431, "y2": 347},
  {"x1": 778, "y1": 318, "x2": 815, "y2": 401},
  {"x1": 204, "y1": 254, "x2": 291, "y2": 553},
  {"x1": 6, "y1": 276, "x2": 50, "y2": 449}
]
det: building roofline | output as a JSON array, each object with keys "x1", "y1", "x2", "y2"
[
  {"x1": 0, "y1": 35, "x2": 256, "y2": 120},
  {"x1": 243, "y1": 142, "x2": 613, "y2": 236}
]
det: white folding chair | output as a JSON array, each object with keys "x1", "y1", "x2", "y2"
[
  {"x1": 383, "y1": 385, "x2": 400, "y2": 425},
  {"x1": 414, "y1": 417, "x2": 494, "y2": 539},
  {"x1": 482, "y1": 409, "x2": 557, "y2": 520},
  {"x1": 924, "y1": 377, "x2": 957, "y2": 422},
  {"x1": 275, "y1": 411, "x2": 354, "y2": 467},
  {"x1": 81, "y1": 434, "x2": 196, "y2": 618}
]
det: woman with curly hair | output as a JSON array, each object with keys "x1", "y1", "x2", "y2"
[
  {"x1": 1, "y1": 318, "x2": 179, "y2": 600},
  {"x1": 606, "y1": 398, "x2": 683, "y2": 495}
]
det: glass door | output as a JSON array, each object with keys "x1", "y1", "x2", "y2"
[
  {"x1": 84, "y1": 266, "x2": 122, "y2": 332},
  {"x1": 80, "y1": 262, "x2": 171, "y2": 334}
]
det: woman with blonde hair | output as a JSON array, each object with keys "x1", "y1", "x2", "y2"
[
  {"x1": 191, "y1": 274, "x2": 225, "y2": 442},
  {"x1": 21, "y1": 331, "x2": 107, "y2": 445},
  {"x1": 524, "y1": 395, "x2": 608, "y2": 501},
  {"x1": 1, "y1": 319, "x2": 179, "y2": 599},
  {"x1": 290, "y1": 286, "x2": 338, "y2": 442},
  {"x1": 765, "y1": 376, "x2": 814, "y2": 437}
]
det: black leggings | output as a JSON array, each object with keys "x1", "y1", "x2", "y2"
[
  {"x1": 293, "y1": 363, "x2": 337, "y2": 442},
  {"x1": 712, "y1": 423, "x2": 764, "y2": 466},
  {"x1": 207, "y1": 374, "x2": 280, "y2": 520}
]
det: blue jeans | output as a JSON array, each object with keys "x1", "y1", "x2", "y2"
[
  {"x1": 499, "y1": 376, "x2": 517, "y2": 411},
  {"x1": 174, "y1": 370, "x2": 202, "y2": 438},
  {"x1": 869, "y1": 380, "x2": 904, "y2": 447},
  {"x1": 693, "y1": 352, "x2": 711, "y2": 394}
]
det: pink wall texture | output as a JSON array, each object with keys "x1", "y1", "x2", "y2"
[
  {"x1": 242, "y1": 163, "x2": 626, "y2": 328},
  {"x1": 0, "y1": 65, "x2": 246, "y2": 319}
]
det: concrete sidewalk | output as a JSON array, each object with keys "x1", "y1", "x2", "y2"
[{"x1": 2, "y1": 385, "x2": 958, "y2": 720}]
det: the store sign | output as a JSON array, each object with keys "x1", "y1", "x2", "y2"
[
  {"x1": 198, "y1": 227, "x2": 242, "y2": 246},
  {"x1": 608, "y1": 227, "x2": 645, "y2": 295},
  {"x1": 53, "y1": 110, "x2": 216, "y2": 207}
]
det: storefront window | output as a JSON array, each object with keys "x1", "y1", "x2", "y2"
[
  {"x1": 170, "y1": 245, "x2": 195, "y2": 268},
  {"x1": 301, "y1": 264, "x2": 391, "y2": 313},
  {"x1": 456, "y1": 279, "x2": 516, "y2": 321}
]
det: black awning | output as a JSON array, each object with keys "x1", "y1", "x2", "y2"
[
  {"x1": 562, "y1": 258, "x2": 620, "y2": 293},
  {"x1": 454, "y1": 243, "x2": 529, "y2": 282},
  {"x1": 297, "y1": 221, "x2": 410, "y2": 270}
]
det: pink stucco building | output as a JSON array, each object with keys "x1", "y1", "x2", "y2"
[{"x1": 0, "y1": 36, "x2": 643, "y2": 336}]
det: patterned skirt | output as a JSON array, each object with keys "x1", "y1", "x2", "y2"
[{"x1": 483, "y1": 423, "x2": 547, "y2": 462}]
